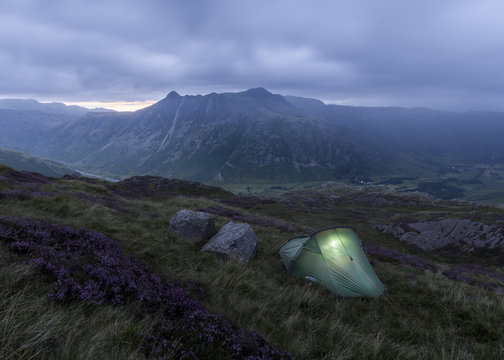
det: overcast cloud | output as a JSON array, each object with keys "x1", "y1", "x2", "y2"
[{"x1": 1, "y1": 0, "x2": 504, "y2": 111}]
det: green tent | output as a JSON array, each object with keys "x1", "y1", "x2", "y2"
[{"x1": 279, "y1": 226, "x2": 385, "y2": 297}]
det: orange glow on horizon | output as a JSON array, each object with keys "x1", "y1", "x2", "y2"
[{"x1": 61, "y1": 100, "x2": 157, "y2": 112}]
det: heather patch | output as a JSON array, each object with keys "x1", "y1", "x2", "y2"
[
  {"x1": 453, "y1": 263, "x2": 504, "y2": 282},
  {"x1": 4, "y1": 169, "x2": 53, "y2": 185},
  {"x1": 366, "y1": 243, "x2": 504, "y2": 293},
  {"x1": 196, "y1": 205, "x2": 311, "y2": 233},
  {"x1": 0, "y1": 189, "x2": 32, "y2": 200},
  {"x1": 62, "y1": 174, "x2": 103, "y2": 184},
  {"x1": 218, "y1": 196, "x2": 276, "y2": 209},
  {"x1": 0, "y1": 215, "x2": 292, "y2": 359},
  {"x1": 443, "y1": 264, "x2": 504, "y2": 294},
  {"x1": 71, "y1": 192, "x2": 131, "y2": 214},
  {"x1": 441, "y1": 269, "x2": 501, "y2": 293},
  {"x1": 0, "y1": 189, "x2": 58, "y2": 200},
  {"x1": 280, "y1": 195, "x2": 332, "y2": 213},
  {"x1": 365, "y1": 243, "x2": 439, "y2": 272},
  {"x1": 1, "y1": 167, "x2": 504, "y2": 359},
  {"x1": 109, "y1": 176, "x2": 233, "y2": 200}
]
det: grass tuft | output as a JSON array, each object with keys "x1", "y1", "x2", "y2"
[{"x1": 1, "y1": 168, "x2": 504, "y2": 359}]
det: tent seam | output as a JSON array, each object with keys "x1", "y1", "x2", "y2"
[
  {"x1": 287, "y1": 237, "x2": 310, "y2": 274},
  {"x1": 316, "y1": 237, "x2": 345, "y2": 296}
]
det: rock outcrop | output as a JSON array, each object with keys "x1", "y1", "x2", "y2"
[
  {"x1": 375, "y1": 219, "x2": 504, "y2": 251},
  {"x1": 169, "y1": 209, "x2": 217, "y2": 242},
  {"x1": 346, "y1": 191, "x2": 434, "y2": 207},
  {"x1": 201, "y1": 222, "x2": 258, "y2": 264}
]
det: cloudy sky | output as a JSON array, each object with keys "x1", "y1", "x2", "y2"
[{"x1": 1, "y1": 0, "x2": 504, "y2": 111}]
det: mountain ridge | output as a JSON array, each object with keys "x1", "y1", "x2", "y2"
[
  {"x1": 35, "y1": 88, "x2": 365, "y2": 182},
  {"x1": 0, "y1": 98, "x2": 113, "y2": 116},
  {"x1": 1, "y1": 88, "x2": 503, "y2": 183}
]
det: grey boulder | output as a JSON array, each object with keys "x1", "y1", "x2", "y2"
[
  {"x1": 202, "y1": 222, "x2": 258, "y2": 264},
  {"x1": 169, "y1": 209, "x2": 217, "y2": 242}
]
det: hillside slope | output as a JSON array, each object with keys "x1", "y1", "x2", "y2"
[
  {"x1": 2, "y1": 89, "x2": 504, "y2": 183},
  {"x1": 39, "y1": 88, "x2": 372, "y2": 182},
  {"x1": 0, "y1": 164, "x2": 503, "y2": 359},
  {"x1": 0, "y1": 148, "x2": 76, "y2": 177}
]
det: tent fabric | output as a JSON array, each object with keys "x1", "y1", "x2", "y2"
[{"x1": 279, "y1": 227, "x2": 385, "y2": 297}]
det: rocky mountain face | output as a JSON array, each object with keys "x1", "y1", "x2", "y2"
[
  {"x1": 375, "y1": 219, "x2": 504, "y2": 252},
  {"x1": 35, "y1": 88, "x2": 374, "y2": 182},
  {"x1": 2, "y1": 88, "x2": 504, "y2": 182}
]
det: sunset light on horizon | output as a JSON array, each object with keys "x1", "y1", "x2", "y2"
[{"x1": 60, "y1": 100, "x2": 157, "y2": 112}]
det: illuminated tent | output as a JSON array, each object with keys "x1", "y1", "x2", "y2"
[{"x1": 279, "y1": 227, "x2": 385, "y2": 297}]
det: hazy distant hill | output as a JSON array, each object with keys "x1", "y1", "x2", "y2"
[
  {"x1": 0, "y1": 109, "x2": 72, "y2": 155},
  {"x1": 36, "y1": 88, "x2": 376, "y2": 182},
  {"x1": 0, "y1": 148, "x2": 76, "y2": 177},
  {"x1": 288, "y1": 96, "x2": 504, "y2": 164},
  {"x1": 1, "y1": 88, "x2": 504, "y2": 183},
  {"x1": 0, "y1": 98, "x2": 112, "y2": 117},
  {"x1": 0, "y1": 99, "x2": 113, "y2": 155}
]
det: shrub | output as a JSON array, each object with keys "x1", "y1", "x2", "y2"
[{"x1": 0, "y1": 215, "x2": 292, "y2": 359}]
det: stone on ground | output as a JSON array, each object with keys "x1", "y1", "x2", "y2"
[
  {"x1": 201, "y1": 222, "x2": 258, "y2": 264},
  {"x1": 169, "y1": 209, "x2": 217, "y2": 242}
]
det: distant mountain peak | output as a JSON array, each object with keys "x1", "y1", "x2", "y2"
[
  {"x1": 242, "y1": 87, "x2": 273, "y2": 97},
  {"x1": 165, "y1": 91, "x2": 181, "y2": 99}
]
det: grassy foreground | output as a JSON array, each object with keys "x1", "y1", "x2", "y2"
[{"x1": 0, "y1": 164, "x2": 503, "y2": 359}]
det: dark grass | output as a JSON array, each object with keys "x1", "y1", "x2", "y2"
[
  {"x1": 0, "y1": 166, "x2": 504, "y2": 359},
  {"x1": 0, "y1": 216, "x2": 292, "y2": 359},
  {"x1": 0, "y1": 247, "x2": 149, "y2": 360}
]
